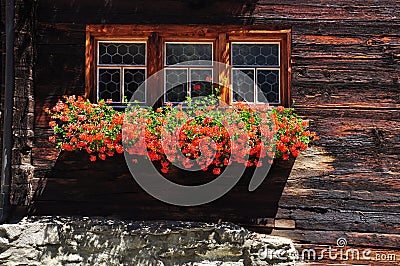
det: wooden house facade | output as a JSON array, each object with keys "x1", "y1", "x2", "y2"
[{"x1": 1, "y1": 0, "x2": 399, "y2": 256}]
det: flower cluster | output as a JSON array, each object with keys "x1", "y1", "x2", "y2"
[
  {"x1": 47, "y1": 95, "x2": 318, "y2": 173},
  {"x1": 46, "y1": 95, "x2": 124, "y2": 161},
  {"x1": 271, "y1": 106, "x2": 319, "y2": 160},
  {"x1": 123, "y1": 97, "x2": 276, "y2": 175}
]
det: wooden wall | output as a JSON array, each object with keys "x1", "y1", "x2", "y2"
[
  {"x1": 29, "y1": 0, "x2": 400, "y2": 249},
  {"x1": 250, "y1": 1, "x2": 400, "y2": 249}
]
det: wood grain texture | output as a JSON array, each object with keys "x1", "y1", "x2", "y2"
[
  {"x1": 254, "y1": 2, "x2": 400, "y2": 21},
  {"x1": 35, "y1": 0, "x2": 256, "y2": 24},
  {"x1": 294, "y1": 244, "x2": 400, "y2": 265},
  {"x1": 272, "y1": 229, "x2": 400, "y2": 249}
]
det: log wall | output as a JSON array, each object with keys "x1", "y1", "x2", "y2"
[{"x1": 16, "y1": 0, "x2": 400, "y2": 249}]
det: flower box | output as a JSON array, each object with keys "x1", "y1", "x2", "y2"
[
  {"x1": 42, "y1": 150, "x2": 295, "y2": 224},
  {"x1": 44, "y1": 95, "x2": 317, "y2": 222}
]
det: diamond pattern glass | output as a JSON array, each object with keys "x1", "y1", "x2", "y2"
[
  {"x1": 166, "y1": 43, "x2": 212, "y2": 66},
  {"x1": 99, "y1": 43, "x2": 146, "y2": 65}
]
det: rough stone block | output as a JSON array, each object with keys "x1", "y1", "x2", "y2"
[
  {"x1": 13, "y1": 112, "x2": 35, "y2": 132},
  {"x1": 0, "y1": 217, "x2": 298, "y2": 265},
  {"x1": 11, "y1": 164, "x2": 35, "y2": 184},
  {"x1": 14, "y1": 95, "x2": 35, "y2": 114}
]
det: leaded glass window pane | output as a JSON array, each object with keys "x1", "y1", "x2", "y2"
[
  {"x1": 99, "y1": 43, "x2": 146, "y2": 65},
  {"x1": 232, "y1": 44, "x2": 279, "y2": 67},
  {"x1": 190, "y1": 69, "x2": 213, "y2": 98},
  {"x1": 231, "y1": 42, "x2": 280, "y2": 104},
  {"x1": 98, "y1": 69, "x2": 121, "y2": 102},
  {"x1": 124, "y1": 69, "x2": 146, "y2": 102},
  {"x1": 97, "y1": 41, "x2": 147, "y2": 103},
  {"x1": 257, "y1": 70, "x2": 279, "y2": 103},
  {"x1": 165, "y1": 69, "x2": 188, "y2": 102},
  {"x1": 232, "y1": 69, "x2": 255, "y2": 102},
  {"x1": 166, "y1": 43, "x2": 212, "y2": 66}
]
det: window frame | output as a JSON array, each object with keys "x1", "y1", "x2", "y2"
[
  {"x1": 163, "y1": 41, "x2": 215, "y2": 103},
  {"x1": 96, "y1": 40, "x2": 148, "y2": 103},
  {"x1": 230, "y1": 41, "x2": 281, "y2": 104},
  {"x1": 85, "y1": 25, "x2": 291, "y2": 107}
]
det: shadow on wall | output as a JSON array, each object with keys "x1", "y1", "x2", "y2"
[
  {"x1": 28, "y1": 150, "x2": 296, "y2": 232},
  {"x1": 35, "y1": 0, "x2": 259, "y2": 24}
]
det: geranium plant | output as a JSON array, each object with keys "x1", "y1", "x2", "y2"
[
  {"x1": 123, "y1": 97, "x2": 275, "y2": 175},
  {"x1": 46, "y1": 95, "x2": 124, "y2": 162},
  {"x1": 271, "y1": 106, "x2": 318, "y2": 161},
  {"x1": 47, "y1": 95, "x2": 318, "y2": 173}
]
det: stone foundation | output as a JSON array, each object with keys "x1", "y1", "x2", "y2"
[{"x1": 0, "y1": 217, "x2": 297, "y2": 265}]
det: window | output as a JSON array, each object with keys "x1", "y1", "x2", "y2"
[
  {"x1": 86, "y1": 25, "x2": 291, "y2": 106},
  {"x1": 97, "y1": 41, "x2": 147, "y2": 103},
  {"x1": 164, "y1": 42, "x2": 214, "y2": 103},
  {"x1": 232, "y1": 43, "x2": 280, "y2": 104}
]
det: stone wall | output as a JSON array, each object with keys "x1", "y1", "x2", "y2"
[{"x1": 0, "y1": 217, "x2": 297, "y2": 266}]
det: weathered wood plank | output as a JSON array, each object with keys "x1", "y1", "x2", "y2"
[
  {"x1": 292, "y1": 85, "x2": 400, "y2": 107},
  {"x1": 295, "y1": 108, "x2": 400, "y2": 121},
  {"x1": 272, "y1": 229, "x2": 400, "y2": 249},
  {"x1": 294, "y1": 244, "x2": 400, "y2": 265},
  {"x1": 257, "y1": 20, "x2": 400, "y2": 37},
  {"x1": 36, "y1": 23, "x2": 85, "y2": 45},
  {"x1": 35, "y1": 51, "x2": 84, "y2": 95},
  {"x1": 36, "y1": 0, "x2": 248, "y2": 11},
  {"x1": 276, "y1": 208, "x2": 400, "y2": 234},
  {"x1": 287, "y1": 172, "x2": 400, "y2": 194},
  {"x1": 294, "y1": 68, "x2": 397, "y2": 85},
  {"x1": 36, "y1": 0, "x2": 251, "y2": 24},
  {"x1": 254, "y1": 4, "x2": 400, "y2": 21},
  {"x1": 292, "y1": 50, "x2": 399, "y2": 61},
  {"x1": 257, "y1": 0, "x2": 399, "y2": 6},
  {"x1": 35, "y1": 44, "x2": 85, "y2": 81},
  {"x1": 293, "y1": 55, "x2": 398, "y2": 67},
  {"x1": 293, "y1": 35, "x2": 400, "y2": 46},
  {"x1": 279, "y1": 188, "x2": 400, "y2": 213}
]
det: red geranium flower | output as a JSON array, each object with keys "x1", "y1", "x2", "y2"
[
  {"x1": 193, "y1": 84, "x2": 201, "y2": 91},
  {"x1": 212, "y1": 167, "x2": 221, "y2": 175},
  {"x1": 115, "y1": 145, "x2": 124, "y2": 154}
]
